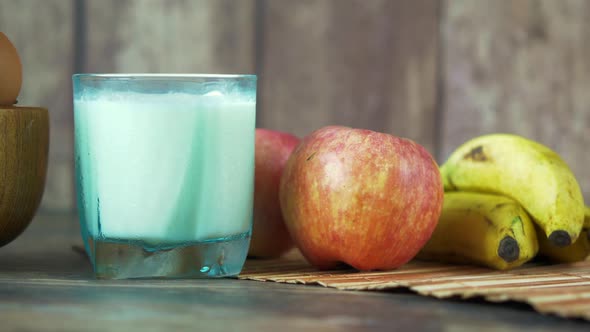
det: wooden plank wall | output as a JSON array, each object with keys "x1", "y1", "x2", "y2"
[
  {"x1": 84, "y1": 0, "x2": 255, "y2": 75},
  {"x1": 441, "y1": 0, "x2": 590, "y2": 201},
  {"x1": 0, "y1": 0, "x2": 588, "y2": 213},
  {"x1": 258, "y1": 0, "x2": 439, "y2": 153}
]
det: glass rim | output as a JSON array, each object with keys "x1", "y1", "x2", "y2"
[{"x1": 73, "y1": 73, "x2": 257, "y2": 80}]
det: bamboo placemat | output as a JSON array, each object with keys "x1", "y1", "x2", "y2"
[{"x1": 240, "y1": 251, "x2": 590, "y2": 320}]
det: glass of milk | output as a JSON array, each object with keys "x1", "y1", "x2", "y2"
[{"x1": 73, "y1": 74, "x2": 256, "y2": 279}]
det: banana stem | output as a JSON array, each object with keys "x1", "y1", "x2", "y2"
[
  {"x1": 498, "y1": 236, "x2": 519, "y2": 262},
  {"x1": 548, "y1": 230, "x2": 572, "y2": 247}
]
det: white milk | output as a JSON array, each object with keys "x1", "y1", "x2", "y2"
[{"x1": 74, "y1": 92, "x2": 255, "y2": 244}]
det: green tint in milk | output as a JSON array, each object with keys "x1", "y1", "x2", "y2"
[{"x1": 75, "y1": 92, "x2": 255, "y2": 249}]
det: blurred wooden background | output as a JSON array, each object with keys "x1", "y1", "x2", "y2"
[{"x1": 0, "y1": 0, "x2": 588, "y2": 214}]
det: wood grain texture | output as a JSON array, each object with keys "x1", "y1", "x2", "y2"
[
  {"x1": 257, "y1": 0, "x2": 440, "y2": 153},
  {"x1": 84, "y1": 0, "x2": 255, "y2": 74},
  {"x1": 441, "y1": 0, "x2": 590, "y2": 199},
  {"x1": 1, "y1": 215, "x2": 589, "y2": 331},
  {"x1": 0, "y1": 107, "x2": 48, "y2": 247},
  {"x1": 0, "y1": 0, "x2": 75, "y2": 212}
]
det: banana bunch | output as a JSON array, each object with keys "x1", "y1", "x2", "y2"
[{"x1": 419, "y1": 134, "x2": 588, "y2": 270}]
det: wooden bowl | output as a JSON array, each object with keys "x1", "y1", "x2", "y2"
[{"x1": 0, "y1": 106, "x2": 49, "y2": 247}]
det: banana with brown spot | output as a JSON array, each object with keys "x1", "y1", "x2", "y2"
[{"x1": 441, "y1": 134, "x2": 584, "y2": 247}]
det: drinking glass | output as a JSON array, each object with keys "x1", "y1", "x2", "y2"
[{"x1": 73, "y1": 74, "x2": 257, "y2": 279}]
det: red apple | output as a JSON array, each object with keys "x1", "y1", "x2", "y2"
[
  {"x1": 279, "y1": 126, "x2": 443, "y2": 270},
  {"x1": 248, "y1": 128, "x2": 301, "y2": 258}
]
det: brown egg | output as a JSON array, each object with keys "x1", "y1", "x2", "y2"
[{"x1": 0, "y1": 32, "x2": 23, "y2": 106}]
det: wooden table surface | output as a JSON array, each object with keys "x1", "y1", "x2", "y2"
[{"x1": 1, "y1": 215, "x2": 589, "y2": 332}]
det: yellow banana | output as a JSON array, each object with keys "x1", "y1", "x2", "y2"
[
  {"x1": 536, "y1": 226, "x2": 590, "y2": 263},
  {"x1": 440, "y1": 134, "x2": 584, "y2": 247},
  {"x1": 585, "y1": 206, "x2": 590, "y2": 228},
  {"x1": 417, "y1": 192, "x2": 538, "y2": 270}
]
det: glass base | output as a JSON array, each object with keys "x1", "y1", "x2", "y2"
[{"x1": 87, "y1": 233, "x2": 250, "y2": 279}]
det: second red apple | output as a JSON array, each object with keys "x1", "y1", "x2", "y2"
[{"x1": 248, "y1": 128, "x2": 300, "y2": 258}]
